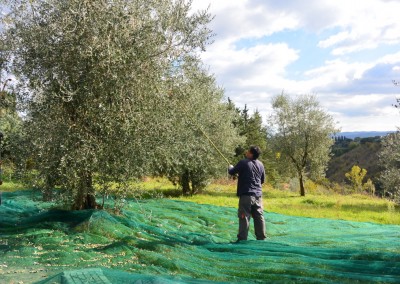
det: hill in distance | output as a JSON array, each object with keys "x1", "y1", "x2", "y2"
[
  {"x1": 327, "y1": 141, "x2": 382, "y2": 185},
  {"x1": 337, "y1": 131, "x2": 396, "y2": 140}
]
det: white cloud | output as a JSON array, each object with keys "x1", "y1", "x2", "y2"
[
  {"x1": 314, "y1": 0, "x2": 400, "y2": 55},
  {"x1": 202, "y1": 41, "x2": 304, "y2": 96},
  {"x1": 336, "y1": 114, "x2": 398, "y2": 132},
  {"x1": 192, "y1": 0, "x2": 400, "y2": 131},
  {"x1": 317, "y1": 93, "x2": 400, "y2": 131},
  {"x1": 194, "y1": 0, "x2": 300, "y2": 44},
  {"x1": 305, "y1": 60, "x2": 371, "y2": 83}
]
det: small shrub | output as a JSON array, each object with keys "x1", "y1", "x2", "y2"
[
  {"x1": 345, "y1": 165, "x2": 367, "y2": 193},
  {"x1": 363, "y1": 179, "x2": 375, "y2": 196},
  {"x1": 305, "y1": 180, "x2": 318, "y2": 194},
  {"x1": 331, "y1": 182, "x2": 344, "y2": 194}
]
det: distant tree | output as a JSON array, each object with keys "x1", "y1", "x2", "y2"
[
  {"x1": 379, "y1": 132, "x2": 400, "y2": 203},
  {"x1": 227, "y1": 98, "x2": 240, "y2": 128},
  {"x1": 231, "y1": 109, "x2": 267, "y2": 156},
  {"x1": 239, "y1": 105, "x2": 250, "y2": 137},
  {"x1": 345, "y1": 165, "x2": 367, "y2": 193},
  {"x1": 227, "y1": 99, "x2": 248, "y2": 134},
  {"x1": 226, "y1": 98, "x2": 246, "y2": 160},
  {"x1": 331, "y1": 135, "x2": 357, "y2": 157},
  {"x1": 230, "y1": 105, "x2": 267, "y2": 155},
  {"x1": 245, "y1": 110, "x2": 267, "y2": 151},
  {"x1": 3, "y1": 0, "x2": 214, "y2": 209},
  {"x1": 268, "y1": 93, "x2": 338, "y2": 196}
]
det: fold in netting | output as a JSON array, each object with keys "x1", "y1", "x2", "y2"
[{"x1": 1, "y1": 190, "x2": 399, "y2": 283}]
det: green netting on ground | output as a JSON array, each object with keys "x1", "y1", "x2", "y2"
[{"x1": 0, "y1": 190, "x2": 399, "y2": 283}]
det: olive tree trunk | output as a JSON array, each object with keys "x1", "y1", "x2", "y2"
[{"x1": 74, "y1": 171, "x2": 98, "y2": 210}]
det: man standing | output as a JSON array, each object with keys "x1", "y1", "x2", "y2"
[{"x1": 228, "y1": 146, "x2": 266, "y2": 241}]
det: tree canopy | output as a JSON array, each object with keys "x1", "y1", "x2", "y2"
[
  {"x1": 1, "y1": 0, "x2": 240, "y2": 208},
  {"x1": 268, "y1": 93, "x2": 338, "y2": 196}
]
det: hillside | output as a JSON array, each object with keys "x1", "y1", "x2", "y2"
[
  {"x1": 327, "y1": 141, "x2": 382, "y2": 188},
  {"x1": 337, "y1": 131, "x2": 395, "y2": 139}
]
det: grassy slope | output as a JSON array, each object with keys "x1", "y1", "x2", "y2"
[
  {"x1": 142, "y1": 178, "x2": 400, "y2": 225},
  {"x1": 2, "y1": 179, "x2": 399, "y2": 225},
  {"x1": 327, "y1": 142, "x2": 382, "y2": 184}
]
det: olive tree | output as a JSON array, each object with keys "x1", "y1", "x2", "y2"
[
  {"x1": 379, "y1": 132, "x2": 400, "y2": 203},
  {"x1": 151, "y1": 61, "x2": 243, "y2": 195},
  {"x1": 2, "y1": 0, "x2": 215, "y2": 209},
  {"x1": 268, "y1": 93, "x2": 338, "y2": 196}
]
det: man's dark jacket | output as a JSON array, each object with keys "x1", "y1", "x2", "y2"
[{"x1": 228, "y1": 158, "x2": 265, "y2": 197}]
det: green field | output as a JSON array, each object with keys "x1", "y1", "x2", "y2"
[{"x1": 135, "y1": 178, "x2": 400, "y2": 225}]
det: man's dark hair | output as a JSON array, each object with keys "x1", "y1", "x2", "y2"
[{"x1": 249, "y1": 145, "x2": 261, "y2": 160}]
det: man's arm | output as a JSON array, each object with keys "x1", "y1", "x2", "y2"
[
  {"x1": 261, "y1": 169, "x2": 265, "y2": 184},
  {"x1": 228, "y1": 161, "x2": 241, "y2": 175},
  {"x1": 260, "y1": 163, "x2": 265, "y2": 184}
]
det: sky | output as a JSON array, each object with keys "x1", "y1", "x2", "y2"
[{"x1": 191, "y1": 0, "x2": 400, "y2": 132}]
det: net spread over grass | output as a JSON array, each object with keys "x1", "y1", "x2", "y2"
[{"x1": 0, "y1": 190, "x2": 399, "y2": 283}]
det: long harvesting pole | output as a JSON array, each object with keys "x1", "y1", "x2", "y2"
[{"x1": 192, "y1": 120, "x2": 231, "y2": 165}]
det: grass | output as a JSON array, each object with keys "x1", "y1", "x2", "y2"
[
  {"x1": 144, "y1": 178, "x2": 400, "y2": 225},
  {"x1": 1, "y1": 177, "x2": 399, "y2": 225},
  {"x1": 0, "y1": 181, "x2": 25, "y2": 192}
]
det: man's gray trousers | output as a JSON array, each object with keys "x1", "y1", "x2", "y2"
[{"x1": 237, "y1": 195, "x2": 266, "y2": 240}]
